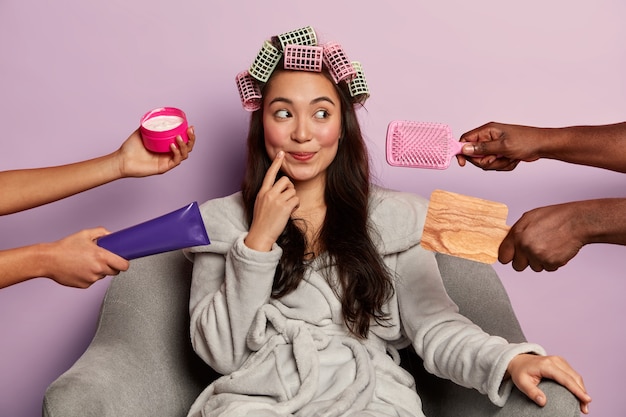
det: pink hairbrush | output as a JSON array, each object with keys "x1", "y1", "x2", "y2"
[{"x1": 386, "y1": 120, "x2": 464, "y2": 170}]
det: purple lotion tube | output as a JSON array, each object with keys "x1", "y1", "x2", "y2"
[{"x1": 97, "y1": 202, "x2": 210, "y2": 260}]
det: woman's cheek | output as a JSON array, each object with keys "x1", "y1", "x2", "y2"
[{"x1": 317, "y1": 125, "x2": 342, "y2": 146}]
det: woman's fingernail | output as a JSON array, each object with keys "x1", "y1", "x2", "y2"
[{"x1": 462, "y1": 144, "x2": 474, "y2": 154}]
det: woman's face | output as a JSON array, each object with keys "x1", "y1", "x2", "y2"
[{"x1": 262, "y1": 70, "x2": 342, "y2": 186}]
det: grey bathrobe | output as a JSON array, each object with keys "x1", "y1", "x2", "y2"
[{"x1": 185, "y1": 186, "x2": 544, "y2": 417}]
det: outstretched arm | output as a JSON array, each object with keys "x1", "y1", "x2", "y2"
[
  {"x1": 0, "y1": 227, "x2": 129, "y2": 289},
  {"x1": 457, "y1": 121, "x2": 626, "y2": 172},
  {"x1": 0, "y1": 127, "x2": 195, "y2": 215},
  {"x1": 499, "y1": 198, "x2": 626, "y2": 272}
]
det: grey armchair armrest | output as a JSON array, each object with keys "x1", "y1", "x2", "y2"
[{"x1": 43, "y1": 251, "x2": 580, "y2": 417}]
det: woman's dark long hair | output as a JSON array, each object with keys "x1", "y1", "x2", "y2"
[{"x1": 241, "y1": 64, "x2": 394, "y2": 338}]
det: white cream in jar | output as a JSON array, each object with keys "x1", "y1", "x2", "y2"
[
  {"x1": 140, "y1": 107, "x2": 189, "y2": 153},
  {"x1": 142, "y1": 115, "x2": 184, "y2": 132}
]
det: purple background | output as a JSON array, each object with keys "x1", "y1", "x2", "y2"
[{"x1": 1, "y1": 1, "x2": 624, "y2": 416}]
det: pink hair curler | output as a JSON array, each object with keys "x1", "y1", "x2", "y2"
[
  {"x1": 323, "y1": 42, "x2": 356, "y2": 83},
  {"x1": 283, "y1": 44, "x2": 323, "y2": 72},
  {"x1": 140, "y1": 107, "x2": 188, "y2": 153},
  {"x1": 386, "y1": 120, "x2": 464, "y2": 170},
  {"x1": 236, "y1": 71, "x2": 262, "y2": 111}
]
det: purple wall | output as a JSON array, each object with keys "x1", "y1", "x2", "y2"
[{"x1": 1, "y1": 1, "x2": 624, "y2": 416}]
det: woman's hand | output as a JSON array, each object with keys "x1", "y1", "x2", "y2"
[
  {"x1": 245, "y1": 151, "x2": 299, "y2": 251},
  {"x1": 507, "y1": 353, "x2": 591, "y2": 414}
]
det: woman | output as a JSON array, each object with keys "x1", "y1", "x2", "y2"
[{"x1": 186, "y1": 26, "x2": 590, "y2": 416}]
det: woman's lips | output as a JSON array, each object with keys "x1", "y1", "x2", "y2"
[{"x1": 289, "y1": 152, "x2": 315, "y2": 161}]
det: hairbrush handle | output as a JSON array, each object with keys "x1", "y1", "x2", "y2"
[{"x1": 449, "y1": 141, "x2": 488, "y2": 158}]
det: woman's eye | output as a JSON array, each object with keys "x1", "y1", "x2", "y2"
[
  {"x1": 314, "y1": 110, "x2": 329, "y2": 119},
  {"x1": 275, "y1": 109, "x2": 290, "y2": 119}
]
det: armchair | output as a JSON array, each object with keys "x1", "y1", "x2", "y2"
[{"x1": 42, "y1": 250, "x2": 580, "y2": 417}]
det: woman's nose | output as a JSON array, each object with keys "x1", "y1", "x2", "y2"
[{"x1": 291, "y1": 120, "x2": 312, "y2": 143}]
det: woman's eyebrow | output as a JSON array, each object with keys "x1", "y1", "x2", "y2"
[
  {"x1": 311, "y1": 96, "x2": 336, "y2": 106},
  {"x1": 267, "y1": 96, "x2": 336, "y2": 106},
  {"x1": 268, "y1": 97, "x2": 292, "y2": 106}
]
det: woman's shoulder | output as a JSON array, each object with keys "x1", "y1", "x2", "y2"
[
  {"x1": 370, "y1": 185, "x2": 429, "y2": 210},
  {"x1": 196, "y1": 191, "x2": 248, "y2": 245},
  {"x1": 198, "y1": 191, "x2": 245, "y2": 215},
  {"x1": 368, "y1": 185, "x2": 429, "y2": 253}
]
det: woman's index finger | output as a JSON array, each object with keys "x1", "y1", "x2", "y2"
[{"x1": 261, "y1": 151, "x2": 285, "y2": 190}]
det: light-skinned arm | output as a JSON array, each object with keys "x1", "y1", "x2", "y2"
[
  {"x1": 0, "y1": 127, "x2": 196, "y2": 288},
  {"x1": 0, "y1": 227, "x2": 129, "y2": 289},
  {"x1": 0, "y1": 127, "x2": 195, "y2": 215}
]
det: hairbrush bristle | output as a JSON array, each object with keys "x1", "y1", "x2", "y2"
[{"x1": 386, "y1": 121, "x2": 461, "y2": 169}]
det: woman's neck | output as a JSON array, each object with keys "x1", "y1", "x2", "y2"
[
  {"x1": 291, "y1": 177, "x2": 327, "y2": 257},
  {"x1": 292, "y1": 176, "x2": 326, "y2": 212}
]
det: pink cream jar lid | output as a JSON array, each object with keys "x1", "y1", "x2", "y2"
[{"x1": 140, "y1": 107, "x2": 189, "y2": 153}]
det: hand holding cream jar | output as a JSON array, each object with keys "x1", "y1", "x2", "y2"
[{"x1": 140, "y1": 107, "x2": 189, "y2": 153}]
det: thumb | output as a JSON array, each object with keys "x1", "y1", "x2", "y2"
[
  {"x1": 498, "y1": 232, "x2": 515, "y2": 264},
  {"x1": 461, "y1": 140, "x2": 503, "y2": 157},
  {"x1": 530, "y1": 389, "x2": 547, "y2": 407},
  {"x1": 86, "y1": 226, "x2": 112, "y2": 241},
  {"x1": 514, "y1": 376, "x2": 547, "y2": 407}
]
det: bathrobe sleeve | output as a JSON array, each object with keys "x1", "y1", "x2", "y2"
[
  {"x1": 396, "y1": 244, "x2": 545, "y2": 406},
  {"x1": 369, "y1": 187, "x2": 546, "y2": 407},
  {"x1": 185, "y1": 192, "x2": 282, "y2": 375}
]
